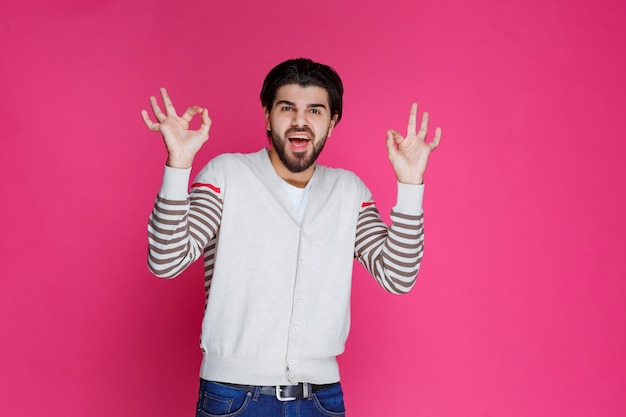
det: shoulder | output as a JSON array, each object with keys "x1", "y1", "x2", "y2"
[
  {"x1": 199, "y1": 149, "x2": 264, "y2": 172},
  {"x1": 209, "y1": 151, "x2": 257, "y2": 167},
  {"x1": 317, "y1": 164, "x2": 366, "y2": 187}
]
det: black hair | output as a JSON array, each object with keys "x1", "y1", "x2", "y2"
[{"x1": 260, "y1": 58, "x2": 344, "y2": 124}]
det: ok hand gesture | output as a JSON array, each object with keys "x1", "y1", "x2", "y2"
[
  {"x1": 142, "y1": 88, "x2": 211, "y2": 169},
  {"x1": 386, "y1": 103, "x2": 441, "y2": 185}
]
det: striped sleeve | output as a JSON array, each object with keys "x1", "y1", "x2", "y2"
[
  {"x1": 354, "y1": 183, "x2": 425, "y2": 294},
  {"x1": 202, "y1": 238, "x2": 217, "y2": 306},
  {"x1": 147, "y1": 168, "x2": 223, "y2": 279}
]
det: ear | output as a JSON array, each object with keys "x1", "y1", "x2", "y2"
[
  {"x1": 327, "y1": 114, "x2": 339, "y2": 137},
  {"x1": 264, "y1": 107, "x2": 271, "y2": 131}
]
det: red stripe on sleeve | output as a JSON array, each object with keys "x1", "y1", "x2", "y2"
[
  {"x1": 361, "y1": 201, "x2": 376, "y2": 208},
  {"x1": 192, "y1": 183, "x2": 221, "y2": 193}
]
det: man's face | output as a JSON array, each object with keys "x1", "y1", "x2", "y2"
[{"x1": 265, "y1": 84, "x2": 337, "y2": 173}]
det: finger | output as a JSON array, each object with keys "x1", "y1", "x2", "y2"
[
  {"x1": 429, "y1": 127, "x2": 442, "y2": 151},
  {"x1": 141, "y1": 109, "x2": 160, "y2": 131},
  {"x1": 181, "y1": 105, "x2": 202, "y2": 124},
  {"x1": 418, "y1": 112, "x2": 429, "y2": 141},
  {"x1": 407, "y1": 103, "x2": 418, "y2": 136},
  {"x1": 391, "y1": 129, "x2": 405, "y2": 145},
  {"x1": 160, "y1": 87, "x2": 178, "y2": 116},
  {"x1": 197, "y1": 108, "x2": 212, "y2": 137},
  {"x1": 149, "y1": 95, "x2": 166, "y2": 122},
  {"x1": 385, "y1": 130, "x2": 398, "y2": 159}
]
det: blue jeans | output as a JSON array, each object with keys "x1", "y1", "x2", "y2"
[{"x1": 195, "y1": 380, "x2": 346, "y2": 417}]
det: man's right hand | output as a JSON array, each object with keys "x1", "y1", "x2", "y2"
[{"x1": 142, "y1": 87, "x2": 212, "y2": 169}]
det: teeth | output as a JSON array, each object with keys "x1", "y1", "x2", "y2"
[{"x1": 290, "y1": 135, "x2": 309, "y2": 140}]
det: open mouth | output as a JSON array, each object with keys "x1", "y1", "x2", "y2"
[{"x1": 288, "y1": 134, "x2": 311, "y2": 152}]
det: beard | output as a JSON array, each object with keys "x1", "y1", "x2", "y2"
[{"x1": 271, "y1": 127, "x2": 328, "y2": 173}]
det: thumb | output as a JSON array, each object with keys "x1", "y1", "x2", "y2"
[{"x1": 197, "y1": 108, "x2": 212, "y2": 137}]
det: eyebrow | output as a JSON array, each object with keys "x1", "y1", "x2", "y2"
[{"x1": 276, "y1": 100, "x2": 328, "y2": 110}]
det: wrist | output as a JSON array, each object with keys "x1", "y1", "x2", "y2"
[
  {"x1": 166, "y1": 155, "x2": 194, "y2": 169},
  {"x1": 397, "y1": 175, "x2": 424, "y2": 185}
]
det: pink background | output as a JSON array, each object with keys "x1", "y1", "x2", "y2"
[{"x1": 1, "y1": 0, "x2": 625, "y2": 416}]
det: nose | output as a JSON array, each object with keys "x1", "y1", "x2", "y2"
[{"x1": 291, "y1": 110, "x2": 307, "y2": 127}]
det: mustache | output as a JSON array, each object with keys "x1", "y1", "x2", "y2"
[{"x1": 285, "y1": 127, "x2": 314, "y2": 137}]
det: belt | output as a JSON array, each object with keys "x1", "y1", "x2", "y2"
[{"x1": 219, "y1": 382, "x2": 337, "y2": 401}]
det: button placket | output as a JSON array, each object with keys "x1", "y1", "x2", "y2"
[{"x1": 284, "y1": 233, "x2": 309, "y2": 383}]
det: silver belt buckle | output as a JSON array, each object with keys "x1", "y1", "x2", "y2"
[{"x1": 275, "y1": 385, "x2": 297, "y2": 401}]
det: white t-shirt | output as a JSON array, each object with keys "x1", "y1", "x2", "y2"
[{"x1": 281, "y1": 180, "x2": 312, "y2": 223}]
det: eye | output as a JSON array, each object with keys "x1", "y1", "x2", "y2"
[
  {"x1": 310, "y1": 108, "x2": 321, "y2": 115},
  {"x1": 281, "y1": 106, "x2": 293, "y2": 112}
]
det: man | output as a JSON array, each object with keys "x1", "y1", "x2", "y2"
[{"x1": 142, "y1": 58, "x2": 441, "y2": 416}]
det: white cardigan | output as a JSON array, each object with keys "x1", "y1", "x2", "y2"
[{"x1": 148, "y1": 149, "x2": 425, "y2": 385}]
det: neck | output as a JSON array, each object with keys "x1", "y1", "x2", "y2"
[{"x1": 267, "y1": 148, "x2": 315, "y2": 188}]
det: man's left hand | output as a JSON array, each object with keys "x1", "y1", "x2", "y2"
[{"x1": 386, "y1": 102, "x2": 441, "y2": 185}]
